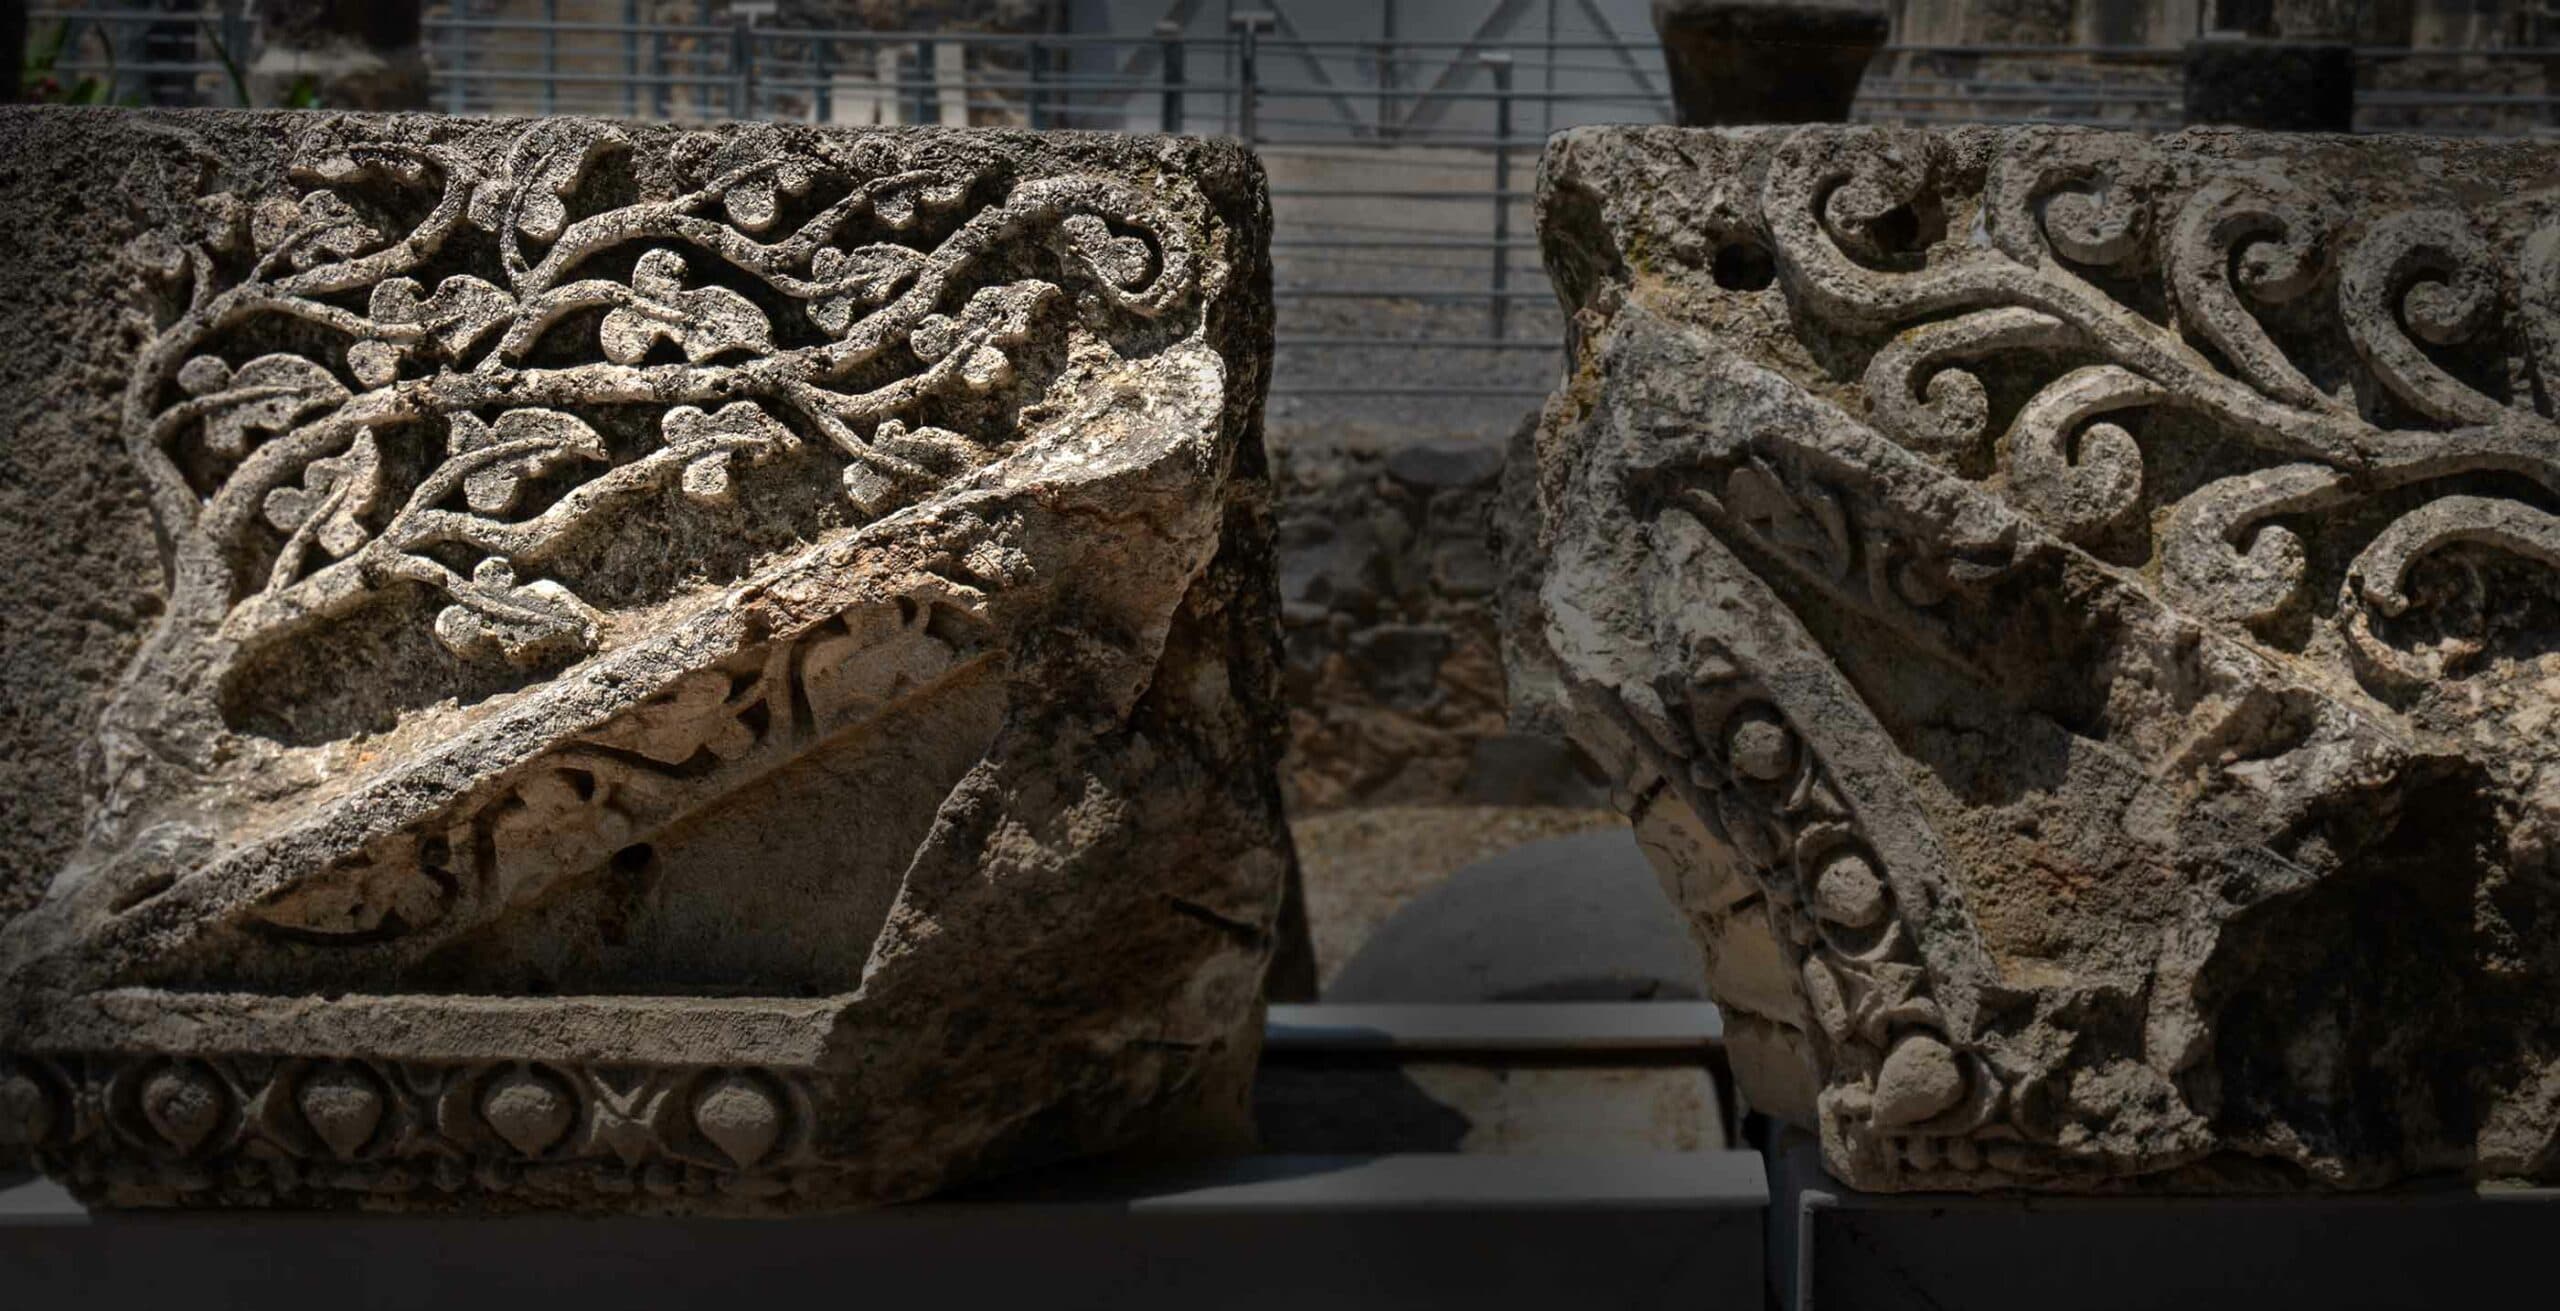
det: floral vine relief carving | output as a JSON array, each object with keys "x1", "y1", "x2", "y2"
[
  {"x1": 1763, "y1": 130, "x2": 2560, "y2": 690},
  {"x1": 113, "y1": 122, "x2": 1196, "y2": 743}
]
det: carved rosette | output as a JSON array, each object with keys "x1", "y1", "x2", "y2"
[
  {"x1": 1519, "y1": 125, "x2": 2560, "y2": 1191},
  {"x1": 0, "y1": 111, "x2": 1286, "y2": 1211}
]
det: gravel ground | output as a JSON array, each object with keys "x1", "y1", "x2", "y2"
[{"x1": 1289, "y1": 803, "x2": 1626, "y2": 988}]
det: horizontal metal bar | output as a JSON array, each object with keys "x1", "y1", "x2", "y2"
[
  {"x1": 1264, "y1": 1002, "x2": 1724, "y2": 1054},
  {"x1": 2354, "y1": 44, "x2": 2560, "y2": 57},
  {"x1": 29, "y1": 8, "x2": 226, "y2": 24},
  {"x1": 1854, "y1": 110, "x2": 2178, "y2": 127},
  {"x1": 1272, "y1": 238, "x2": 1541, "y2": 250},
  {"x1": 1251, "y1": 135, "x2": 1561, "y2": 149},
  {"x1": 1271, "y1": 385, "x2": 1555, "y2": 397},
  {"x1": 1256, "y1": 85, "x2": 1664, "y2": 104},
  {"x1": 1859, "y1": 88, "x2": 2179, "y2": 105},
  {"x1": 1877, "y1": 42, "x2": 2183, "y2": 58},
  {"x1": 1276, "y1": 289, "x2": 1553, "y2": 301},
  {"x1": 2356, "y1": 91, "x2": 2560, "y2": 107},
  {"x1": 437, "y1": 69, "x2": 735, "y2": 87},
  {"x1": 426, "y1": 16, "x2": 730, "y2": 38},
  {"x1": 1277, "y1": 337, "x2": 1560, "y2": 350},
  {"x1": 1272, "y1": 188, "x2": 1534, "y2": 201},
  {"x1": 47, "y1": 60, "x2": 230, "y2": 75}
]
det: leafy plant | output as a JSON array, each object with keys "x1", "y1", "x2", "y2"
[{"x1": 21, "y1": 20, "x2": 116, "y2": 105}]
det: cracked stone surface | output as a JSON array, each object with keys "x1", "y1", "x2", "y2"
[
  {"x1": 0, "y1": 107, "x2": 1294, "y2": 1212},
  {"x1": 1509, "y1": 123, "x2": 2560, "y2": 1191}
]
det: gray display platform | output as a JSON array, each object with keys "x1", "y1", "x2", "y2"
[
  {"x1": 1, "y1": 1151, "x2": 1767, "y2": 1311},
  {"x1": 1766, "y1": 1131, "x2": 2557, "y2": 1309}
]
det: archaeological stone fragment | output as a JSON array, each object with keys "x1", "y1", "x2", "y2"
[
  {"x1": 0, "y1": 107, "x2": 1295, "y2": 1211},
  {"x1": 1510, "y1": 124, "x2": 2560, "y2": 1191}
]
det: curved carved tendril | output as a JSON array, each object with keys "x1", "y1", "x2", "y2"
[
  {"x1": 2161, "y1": 464, "x2": 2355, "y2": 623},
  {"x1": 2002, "y1": 365, "x2": 2163, "y2": 542},
  {"x1": 2340, "y1": 208, "x2": 2506, "y2": 426},
  {"x1": 1863, "y1": 307, "x2": 2072, "y2": 458},
  {"x1": 2167, "y1": 177, "x2": 2348, "y2": 416},
  {"x1": 2351, "y1": 494, "x2": 2560, "y2": 618}
]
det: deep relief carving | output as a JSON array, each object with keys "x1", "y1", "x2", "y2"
[
  {"x1": 113, "y1": 120, "x2": 1185, "y2": 729},
  {"x1": 1767, "y1": 129, "x2": 2560, "y2": 663},
  {"x1": 0, "y1": 109, "x2": 1285, "y2": 1212},
  {"x1": 248, "y1": 591, "x2": 986, "y2": 944},
  {"x1": 3, "y1": 1049, "x2": 827, "y2": 1206},
  {"x1": 1519, "y1": 125, "x2": 2560, "y2": 1191}
]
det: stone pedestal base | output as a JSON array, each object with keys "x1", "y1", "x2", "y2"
[
  {"x1": 1651, "y1": 0, "x2": 1889, "y2": 126},
  {"x1": 1767, "y1": 1130, "x2": 2560, "y2": 1309},
  {"x1": 2185, "y1": 36, "x2": 2356, "y2": 130}
]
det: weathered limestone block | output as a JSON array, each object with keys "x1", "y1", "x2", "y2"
[
  {"x1": 1512, "y1": 125, "x2": 2560, "y2": 1191},
  {"x1": 0, "y1": 107, "x2": 1294, "y2": 1211}
]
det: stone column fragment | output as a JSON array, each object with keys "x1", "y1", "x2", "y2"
[
  {"x1": 1512, "y1": 124, "x2": 2560, "y2": 1192},
  {"x1": 0, "y1": 108, "x2": 1293, "y2": 1212}
]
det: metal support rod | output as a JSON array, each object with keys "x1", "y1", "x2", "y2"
[
  {"x1": 623, "y1": 0, "x2": 639, "y2": 117},
  {"x1": 1234, "y1": 12, "x2": 1271, "y2": 144},
  {"x1": 730, "y1": 15, "x2": 750, "y2": 119},
  {"x1": 543, "y1": 0, "x2": 559, "y2": 116},
  {"x1": 1542, "y1": 0, "x2": 1558, "y2": 137},
  {"x1": 1029, "y1": 37, "x2": 1047, "y2": 129},
  {"x1": 1158, "y1": 22, "x2": 1184, "y2": 133},
  {"x1": 1487, "y1": 52, "x2": 1513, "y2": 340},
  {"x1": 447, "y1": 0, "x2": 471, "y2": 114},
  {"x1": 1376, "y1": 0, "x2": 1398, "y2": 139},
  {"x1": 651, "y1": 16, "x2": 667, "y2": 118},
  {"x1": 913, "y1": 39, "x2": 937, "y2": 124},
  {"x1": 813, "y1": 35, "x2": 832, "y2": 125}
]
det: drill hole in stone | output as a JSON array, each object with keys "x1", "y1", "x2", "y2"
[{"x1": 1712, "y1": 241, "x2": 1777, "y2": 292}]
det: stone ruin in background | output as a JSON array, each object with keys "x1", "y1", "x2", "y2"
[
  {"x1": 0, "y1": 107, "x2": 1295, "y2": 1211},
  {"x1": 1510, "y1": 124, "x2": 2560, "y2": 1190}
]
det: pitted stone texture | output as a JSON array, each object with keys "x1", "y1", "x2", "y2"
[
  {"x1": 0, "y1": 107, "x2": 1291, "y2": 1211},
  {"x1": 1512, "y1": 124, "x2": 2560, "y2": 1192},
  {"x1": 1275, "y1": 438, "x2": 1599, "y2": 812}
]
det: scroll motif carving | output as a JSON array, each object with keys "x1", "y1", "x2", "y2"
[
  {"x1": 1757, "y1": 127, "x2": 2560, "y2": 683},
  {"x1": 1522, "y1": 124, "x2": 2560, "y2": 1193}
]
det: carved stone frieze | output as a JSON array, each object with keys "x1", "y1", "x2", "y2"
[
  {"x1": 0, "y1": 108, "x2": 1291, "y2": 1210},
  {"x1": 1511, "y1": 125, "x2": 2560, "y2": 1190}
]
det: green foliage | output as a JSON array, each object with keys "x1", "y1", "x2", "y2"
[
  {"x1": 17, "y1": 18, "x2": 325, "y2": 111},
  {"x1": 21, "y1": 21, "x2": 116, "y2": 105}
]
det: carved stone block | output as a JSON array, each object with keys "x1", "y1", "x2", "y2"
[
  {"x1": 0, "y1": 108, "x2": 1292, "y2": 1211},
  {"x1": 1511, "y1": 125, "x2": 2560, "y2": 1191}
]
